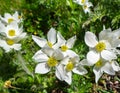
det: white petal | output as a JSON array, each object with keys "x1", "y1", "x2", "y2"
[
  {"x1": 32, "y1": 35, "x2": 47, "y2": 48},
  {"x1": 18, "y1": 32, "x2": 26, "y2": 39},
  {"x1": 101, "y1": 50, "x2": 117, "y2": 60},
  {"x1": 64, "y1": 72, "x2": 72, "y2": 85},
  {"x1": 84, "y1": 31, "x2": 98, "y2": 47},
  {"x1": 12, "y1": 44, "x2": 21, "y2": 51},
  {"x1": 52, "y1": 49, "x2": 64, "y2": 60},
  {"x1": 47, "y1": 28, "x2": 56, "y2": 44},
  {"x1": 111, "y1": 61, "x2": 120, "y2": 71},
  {"x1": 64, "y1": 50, "x2": 79, "y2": 58},
  {"x1": 102, "y1": 62, "x2": 115, "y2": 75},
  {"x1": 61, "y1": 56, "x2": 70, "y2": 65},
  {"x1": 73, "y1": 65, "x2": 88, "y2": 75},
  {"x1": 70, "y1": 55, "x2": 80, "y2": 63},
  {"x1": 32, "y1": 50, "x2": 48, "y2": 62},
  {"x1": 0, "y1": 39, "x2": 11, "y2": 52},
  {"x1": 87, "y1": 51, "x2": 100, "y2": 65},
  {"x1": 112, "y1": 28, "x2": 120, "y2": 39},
  {"x1": 99, "y1": 29, "x2": 112, "y2": 40},
  {"x1": 53, "y1": 32, "x2": 66, "y2": 49},
  {"x1": 55, "y1": 64, "x2": 65, "y2": 81},
  {"x1": 66, "y1": 35, "x2": 76, "y2": 48},
  {"x1": 4, "y1": 13, "x2": 11, "y2": 18},
  {"x1": 80, "y1": 59, "x2": 93, "y2": 66},
  {"x1": 35, "y1": 63, "x2": 50, "y2": 74},
  {"x1": 41, "y1": 47, "x2": 54, "y2": 57},
  {"x1": 93, "y1": 67, "x2": 103, "y2": 83}
]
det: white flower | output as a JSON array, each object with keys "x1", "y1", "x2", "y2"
[
  {"x1": 73, "y1": 0, "x2": 88, "y2": 5},
  {"x1": 0, "y1": 22, "x2": 26, "y2": 40},
  {"x1": 73, "y1": 0, "x2": 93, "y2": 13},
  {"x1": 33, "y1": 48, "x2": 64, "y2": 74},
  {"x1": 99, "y1": 28, "x2": 120, "y2": 48},
  {"x1": 0, "y1": 11, "x2": 22, "y2": 24},
  {"x1": 0, "y1": 39, "x2": 21, "y2": 52},
  {"x1": 56, "y1": 32, "x2": 76, "y2": 57},
  {"x1": 81, "y1": 58, "x2": 120, "y2": 83},
  {"x1": 32, "y1": 28, "x2": 59, "y2": 49},
  {"x1": 98, "y1": 28, "x2": 120, "y2": 55},
  {"x1": 0, "y1": 22, "x2": 26, "y2": 52},
  {"x1": 56, "y1": 55, "x2": 87, "y2": 85},
  {"x1": 85, "y1": 31, "x2": 117, "y2": 65},
  {"x1": 82, "y1": 2, "x2": 93, "y2": 13},
  {"x1": 93, "y1": 59, "x2": 120, "y2": 83}
]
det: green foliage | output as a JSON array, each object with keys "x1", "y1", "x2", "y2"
[{"x1": 0, "y1": 0, "x2": 120, "y2": 93}]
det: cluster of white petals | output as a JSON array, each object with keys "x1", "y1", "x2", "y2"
[
  {"x1": 32, "y1": 28, "x2": 87, "y2": 84},
  {"x1": 82, "y1": 28, "x2": 120, "y2": 83},
  {"x1": 0, "y1": 11, "x2": 26, "y2": 52},
  {"x1": 73, "y1": 0, "x2": 93, "y2": 13}
]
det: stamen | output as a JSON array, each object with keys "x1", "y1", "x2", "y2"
[
  {"x1": 47, "y1": 57, "x2": 58, "y2": 67},
  {"x1": 61, "y1": 45, "x2": 68, "y2": 52},
  {"x1": 81, "y1": 0, "x2": 85, "y2": 4},
  {"x1": 83, "y1": 5, "x2": 87, "y2": 9},
  {"x1": 47, "y1": 42, "x2": 53, "y2": 48},
  {"x1": 95, "y1": 42, "x2": 106, "y2": 52},
  {"x1": 95, "y1": 60, "x2": 103, "y2": 67},
  {"x1": 6, "y1": 39, "x2": 14, "y2": 45},
  {"x1": 8, "y1": 29, "x2": 16, "y2": 36},
  {"x1": 66, "y1": 61, "x2": 74, "y2": 71},
  {"x1": 18, "y1": 15, "x2": 22, "y2": 19},
  {"x1": 8, "y1": 18, "x2": 14, "y2": 24}
]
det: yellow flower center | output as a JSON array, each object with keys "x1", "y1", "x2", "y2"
[
  {"x1": 18, "y1": 15, "x2": 22, "y2": 19},
  {"x1": 47, "y1": 41, "x2": 53, "y2": 48},
  {"x1": 6, "y1": 39, "x2": 14, "y2": 45},
  {"x1": 95, "y1": 42, "x2": 106, "y2": 52},
  {"x1": 8, "y1": 29, "x2": 16, "y2": 36},
  {"x1": 95, "y1": 60, "x2": 103, "y2": 67},
  {"x1": 8, "y1": 18, "x2": 14, "y2": 24},
  {"x1": 61, "y1": 45, "x2": 68, "y2": 52},
  {"x1": 83, "y1": 5, "x2": 87, "y2": 9},
  {"x1": 47, "y1": 57, "x2": 58, "y2": 67},
  {"x1": 66, "y1": 61, "x2": 74, "y2": 71},
  {"x1": 81, "y1": 0, "x2": 85, "y2": 4}
]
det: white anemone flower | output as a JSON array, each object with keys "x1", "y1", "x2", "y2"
[
  {"x1": 0, "y1": 11, "x2": 22, "y2": 24},
  {"x1": 56, "y1": 32, "x2": 76, "y2": 57},
  {"x1": 82, "y1": 1, "x2": 93, "y2": 13},
  {"x1": 80, "y1": 58, "x2": 120, "y2": 83},
  {"x1": 0, "y1": 22, "x2": 26, "y2": 40},
  {"x1": 0, "y1": 39, "x2": 21, "y2": 52},
  {"x1": 93, "y1": 59, "x2": 120, "y2": 83},
  {"x1": 32, "y1": 28, "x2": 59, "y2": 49},
  {"x1": 85, "y1": 31, "x2": 117, "y2": 65},
  {"x1": 73, "y1": 0, "x2": 88, "y2": 5},
  {"x1": 98, "y1": 28, "x2": 120, "y2": 55},
  {"x1": 99, "y1": 28, "x2": 120, "y2": 48},
  {"x1": 56, "y1": 55, "x2": 87, "y2": 85},
  {"x1": 33, "y1": 48, "x2": 64, "y2": 74}
]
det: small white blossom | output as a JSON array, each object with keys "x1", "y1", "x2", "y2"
[
  {"x1": 56, "y1": 55, "x2": 87, "y2": 85},
  {"x1": 82, "y1": 2, "x2": 93, "y2": 13},
  {"x1": 32, "y1": 28, "x2": 59, "y2": 49},
  {"x1": 0, "y1": 11, "x2": 22, "y2": 24},
  {"x1": 33, "y1": 48, "x2": 64, "y2": 74},
  {"x1": 0, "y1": 22, "x2": 26, "y2": 40},
  {"x1": 73, "y1": 0, "x2": 88, "y2": 5},
  {"x1": 56, "y1": 32, "x2": 76, "y2": 57},
  {"x1": 0, "y1": 39, "x2": 21, "y2": 52},
  {"x1": 85, "y1": 31, "x2": 117, "y2": 65}
]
